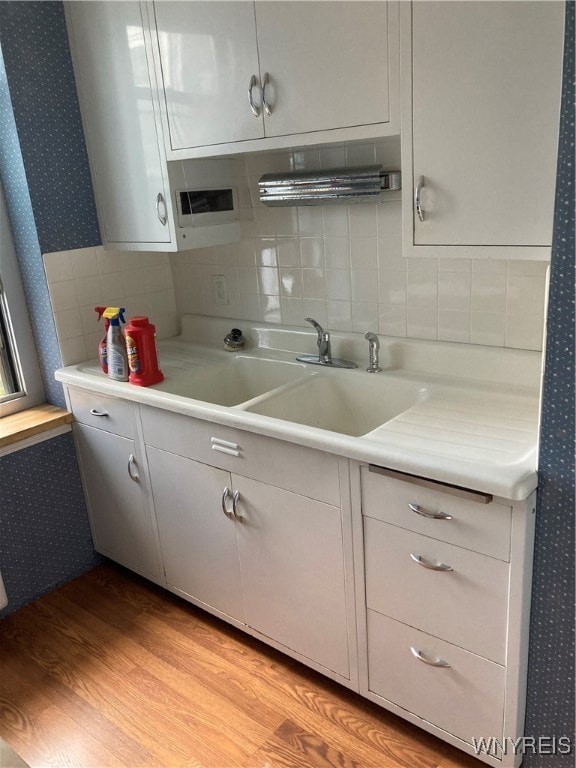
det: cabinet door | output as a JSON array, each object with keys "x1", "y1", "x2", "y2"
[
  {"x1": 152, "y1": 1, "x2": 264, "y2": 150},
  {"x1": 147, "y1": 447, "x2": 245, "y2": 622},
  {"x1": 74, "y1": 424, "x2": 161, "y2": 581},
  {"x1": 255, "y1": 2, "x2": 390, "y2": 137},
  {"x1": 66, "y1": 1, "x2": 172, "y2": 245},
  {"x1": 234, "y1": 475, "x2": 349, "y2": 677},
  {"x1": 409, "y1": 1, "x2": 563, "y2": 249}
]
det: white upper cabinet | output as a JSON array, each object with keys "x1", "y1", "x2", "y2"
[
  {"x1": 66, "y1": 1, "x2": 173, "y2": 248},
  {"x1": 152, "y1": 2, "x2": 264, "y2": 149},
  {"x1": 151, "y1": 1, "x2": 398, "y2": 157},
  {"x1": 401, "y1": 1, "x2": 564, "y2": 260},
  {"x1": 253, "y1": 2, "x2": 390, "y2": 137}
]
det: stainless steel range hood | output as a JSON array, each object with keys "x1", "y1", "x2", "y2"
[{"x1": 258, "y1": 165, "x2": 401, "y2": 207}]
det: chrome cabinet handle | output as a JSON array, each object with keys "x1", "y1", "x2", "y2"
[
  {"x1": 262, "y1": 72, "x2": 272, "y2": 116},
  {"x1": 410, "y1": 646, "x2": 451, "y2": 668},
  {"x1": 156, "y1": 192, "x2": 167, "y2": 226},
  {"x1": 89, "y1": 408, "x2": 108, "y2": 417},
  {"x1": 410, "y1": 553, "x2": 453, "y2": 572},
  {"x1": 248, "y1": 74, "x2": 260, "y2": 117},
  {"x1": 232, "y1": 490, "x2": 243, "y2": 522},
  {"x1": 211, "y1": 436, "x2": 241, "y2": 457},
  {"x1": 415, "y1": 176, "x2": 425, "y2": 222},
  {"x1": 127, "y1": 454, "x2": 139, "y2": 483},
  {"x1": 409, "y1": 503, "x2": 452, "y2": 520},
  {"x1": 221, "y1": 487, "x2": 233, "y2": 519}
]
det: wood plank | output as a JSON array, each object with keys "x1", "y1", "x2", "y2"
[
  {"x1": 0, "y1": 640, "x2": 156, "y2": 767},
  {"x1": 0, "y1": 562, "x2": 484, "y2": 768},
  {"x1": 0, "y1": 404, "x2": 72, "y2": 448}
]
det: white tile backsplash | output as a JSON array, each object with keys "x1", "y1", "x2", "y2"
[
  {"x1": 167, "y1": 139, "x2": 548, "y2": 350},
  {"x1": 44, "y1": 245, "x2": 178, "y2": 365},
  {"x1": 45, "y1": 141, "x2": 549, "y2": 357}
]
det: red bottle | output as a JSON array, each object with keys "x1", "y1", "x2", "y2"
[
  {"x1": 95, "y1": 306, "x2": 109, "y2": 374},
  {"x1": 124, "y1": 316, "x2": 164, "y2": 386}
]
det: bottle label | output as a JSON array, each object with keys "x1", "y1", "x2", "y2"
[
  {"x1": 126, "y1": 334, "x2": 141, "y2": 374},
  {"x1": 98, "y1": 340, "x2": 108, "y2": 372},
  {"x1": 108, "y1": 348, "x2": 127, "y2": 380}
]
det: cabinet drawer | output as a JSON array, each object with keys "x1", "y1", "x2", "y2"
[
  {"x1": 68, "y1": 388, "x2": 135, "y2": 438},
  {"x1": 140, "y1": 405, "x2": 340, "y2": 506},
  {"x1": 361, "y1": 466, "x2": 511, "y2": 561},
  {"x1": 367, "y1": 611, "x2": 505, "y2": 746},
  {"x1": 364, "y1": 518, "x2": 509, "y2": 664}
]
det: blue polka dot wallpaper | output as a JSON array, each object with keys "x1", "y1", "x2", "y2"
[
  {"x1": 524, "y1": 3, "x2": 575, "y2": 763},
  {"x1": 0, "y1": 434, "x2": 100, "y2": 620},
  {"x1": 0, "y1": 1, "x2": 100, "y2": 255},
  {"x1": 0, "y1": 46, "x2": 63, "y2": 406}
]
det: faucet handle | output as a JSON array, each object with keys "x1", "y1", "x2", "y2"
[
  {"x1": 305, "y1": 317, "x2": 325, "y2": 337},
  {"x1": 305, "y1": 317, "x2": 331, "y2": 363}
]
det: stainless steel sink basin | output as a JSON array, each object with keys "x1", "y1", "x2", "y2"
[
  {"x1": 152, "y1": 356, "x2": 309, "y2": 406},
  {"x1": 244, "y1": 371, "x2": 428, "y2": 436}
]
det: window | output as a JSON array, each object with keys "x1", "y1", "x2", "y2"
[{"x1": 0, "y1": 182, "x2": 44, "y2": 416}]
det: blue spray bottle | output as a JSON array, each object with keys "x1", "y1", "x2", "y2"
[{"x1": 103, "y1": 307, "x2": 128, "y2": 381}]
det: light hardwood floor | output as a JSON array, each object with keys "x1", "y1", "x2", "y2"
[{"x1": 0, "y1": 563, "x2": 483, "y2": 768}]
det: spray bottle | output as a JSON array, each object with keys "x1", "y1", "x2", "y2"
[
  {"x1": 103, "y1": 307, "x2": 128, "y2": 381},
  {"x1": 94, "y1": 306, "x2": 109, "y2": 374}
]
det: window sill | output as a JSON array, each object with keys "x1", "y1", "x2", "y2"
[{"x1": 0, "y1": 404, "x2": 73, "y2": 456}]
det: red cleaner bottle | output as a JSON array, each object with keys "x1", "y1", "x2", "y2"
[
  {"x1": 94, "y1": 306, "x2": 109, "y2": 373},
  {"x1": 125, "y1": 316, "x2": 164, "y2": 386}
]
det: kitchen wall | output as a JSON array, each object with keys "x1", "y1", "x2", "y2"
[
  {"x1": 170, "y1": 139, "x2": 549, "y2": 351},
  {"x1": 0, "y1": 1, "x2": 101, "y2": 404},
  {"x1": 43, "y1": 246, "x2": 178, "y2": 366},
  {"x1": 0, "y1": 0, "x2": 573, "y2": 756},
  {"x1": 44, "y1": 139, "x2": 549, "y2": 362},
  {"x1": 0, "y1": 434, "x2": 97, "y2": 619},
  {"x1": 524, "y1": 3, "x2": 575, "y2": 763},
  {"x1": 0, "y1": 1, "x2": 100, "y2": 617}
]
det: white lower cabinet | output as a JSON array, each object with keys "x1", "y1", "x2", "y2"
[
  {"x1": 146, "y1": 447, "x2": 245, "y2": 622},
  {"x1": 366, "y1": 611, "x2": 506, "y2": 743},
  {"x1": 74, "y1": 423, "x2": 162, "y2": 582},
  {"x1": 142, "y1": 408, "x2": 352, "y2": 680},
  {"x1": 235, "y1": 475, "x2": 349, "y2": 678},
  {"x1": 67, "y1": 386, "x2": 535, "y2": 765},
  {"x1": 357, "y1": 464, "x2": 536, "y2": 767},
  {"x1": 364, "y1": 518, "x2": 509, "y2": 664}
]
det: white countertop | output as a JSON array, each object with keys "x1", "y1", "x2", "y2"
[{"x1": 55, "y1": 316, "x2": 542, "y2": 501}]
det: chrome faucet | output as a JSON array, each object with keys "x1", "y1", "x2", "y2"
[
  {"x1": 297, "y1": 318, "x2": 358, "y2": 369},
  {"x1": 365, "y1": 331, "x2": 381, "y2": 373},
  {"x1": 305, "y1": 317, "x2": 332, "y2": 363}
]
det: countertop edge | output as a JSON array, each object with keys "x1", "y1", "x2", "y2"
[{"x1": 55, "y1": 366, "x2": 539, "y2": 502}]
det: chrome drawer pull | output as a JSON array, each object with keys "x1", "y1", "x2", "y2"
[
  {"x1": 221, "y1": 487, "x2": 233, "y2": 519},
  {"x1": 410, "y1": 553, "x2": 453, "y2": 572},
  {"x1": 211, "y1": 437, "x2": 240, "y2": 449},
  {"x1": 248, "y1": 74, "x2": 260, "y2": 117},
  {"x1": 232, "y1": 490, "x2": 243, "y2": 523},
  {"x1": 89, "y1": 408, "x2": 109, "y2": 417},
  {"x1": 127, "y1": 454, "x2": 139, "y2": 483},
  {"x1": 211, "y1": 436, "x2": 241, "y2": 457},
  {"x1": 409, "y1": 503, "x2": 452, "y2": 520},
  {"x1": 212, "y1": 444, "x2": 240, "y2": 457},
  {"x1": 415, "y1": 176, "x2": 425, "y2": 222},
  {"x1": 262, "y1": 72, "x2": 272, "y2": 116},
  {"x1": 156, "y1": 192, "x2": 167, "y2": 226},
  {"x1": 410, "y1": 646, "x2": 451, "y2": 668}
]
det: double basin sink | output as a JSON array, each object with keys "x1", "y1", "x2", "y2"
[{"x1": 152, "y1": 354, "x2": 427, "y2": 437}]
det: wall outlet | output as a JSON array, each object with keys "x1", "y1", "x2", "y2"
[{"x1": 213, "y1": 274, "x2": 228, "y2": 306}]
